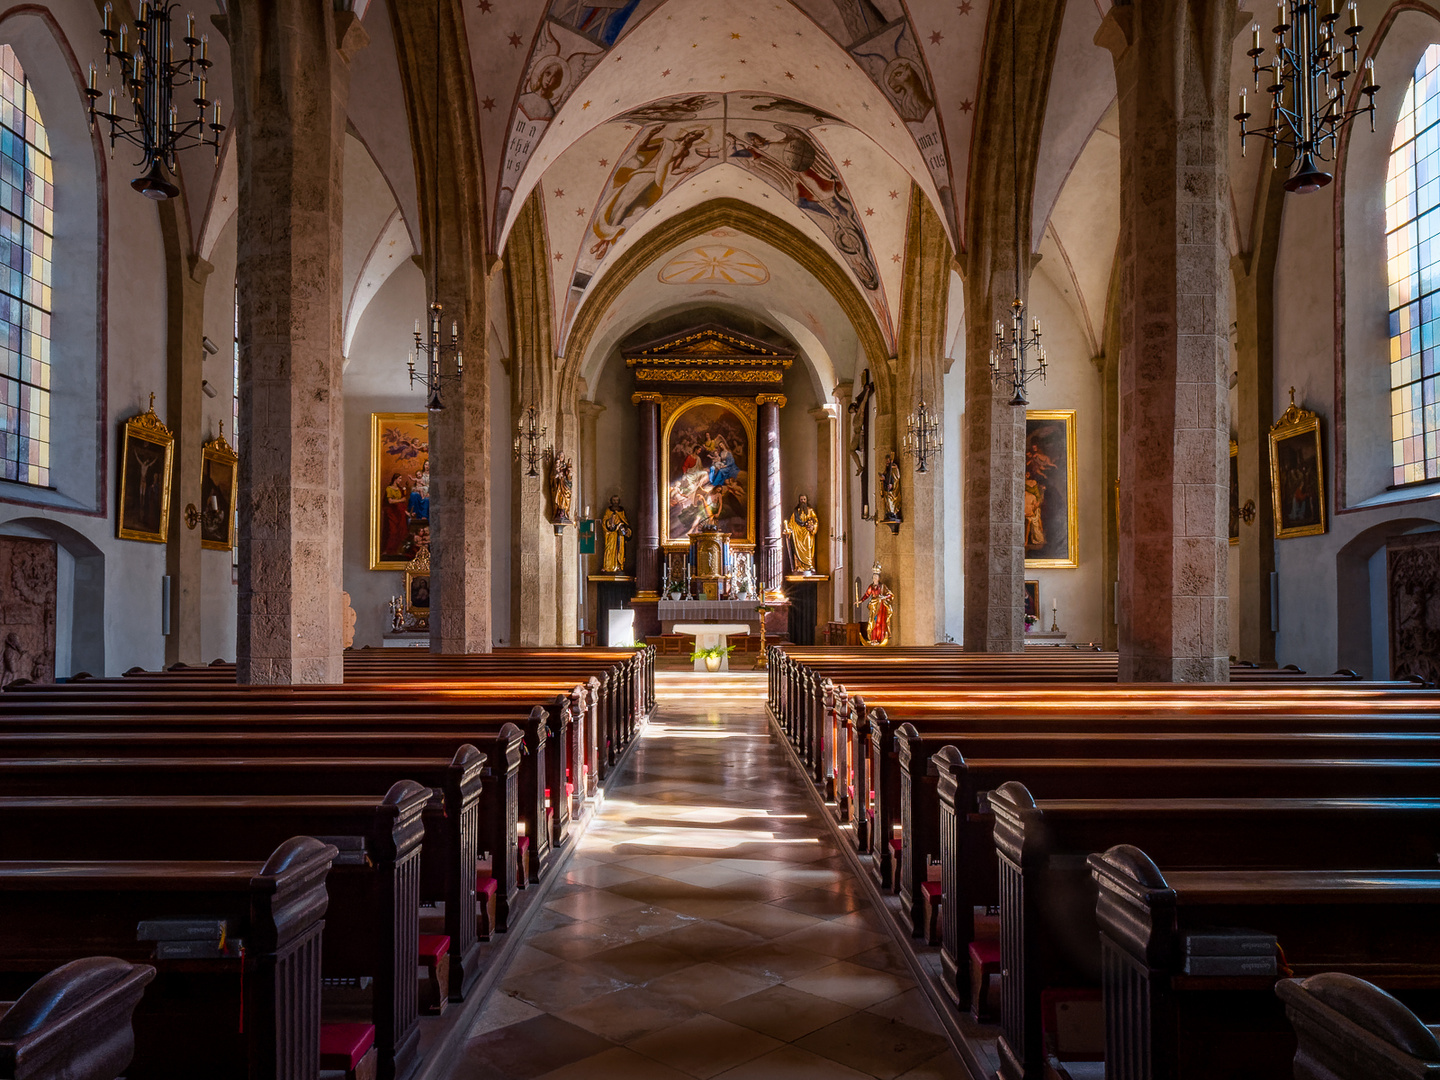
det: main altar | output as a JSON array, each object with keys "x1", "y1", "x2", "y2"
[{"x1": 617, "y1": 325, "x2": 794, "y2": 642}]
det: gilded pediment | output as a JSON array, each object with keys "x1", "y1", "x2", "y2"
[{"x1": 623, "y1": 324, "x2": 795, "y2": 369}]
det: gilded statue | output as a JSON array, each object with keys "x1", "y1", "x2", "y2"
[
  {"x1": 855, "y1": 561, "x2": 894, "y2": 647},
  {"x1": 785, "y1": 493, "x2": 820, "y2": 574},
  {"x1": 880, "y1": 451, "x2": 902, "y2": 523},
  {"x1": 600, "y1": 494, "x2": 632, "y2": 574},
  {"x1": 551, "y1": 453, "x2": 574, "y2": 525}
]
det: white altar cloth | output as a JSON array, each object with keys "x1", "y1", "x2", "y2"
[{"x1": 672, "y1": 622, "x2": 751, "y2": 672}]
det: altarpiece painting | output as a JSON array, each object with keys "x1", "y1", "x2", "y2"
[{"x1": 663, "y1": 399, "x2": 753, "y2": 544}]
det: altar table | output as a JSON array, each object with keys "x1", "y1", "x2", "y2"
[{"x1": 672, "y1": 622, "x2": 751, "y2": 672}]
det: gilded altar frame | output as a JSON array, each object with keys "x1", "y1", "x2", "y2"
[
  {"x1": 117, "y1": 397, "x2": 175, "y2": 544},
  {"x1": 1268, "y1": 395, "x2": 1326, "y2": 539},
  {"x1": 1024, "y1": 409, "x2": 1079, "y2": 568},
  {"x1": 369, "y1": 412, "x2": 430, "y2": 570},
  {"x1": 660, "y1": 396, "x2": 756, "y2": 548},
  {"x1": 200, "y1": 427, "x2": 239, "y2": 552}
]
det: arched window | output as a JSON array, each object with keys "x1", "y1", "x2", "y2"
[
  {"x1": 1387, "y1": 43, "x2": 1440, "y2": 486},
  {"x1": 0, "y1": 44, "x2": 52, "y2": 487}
]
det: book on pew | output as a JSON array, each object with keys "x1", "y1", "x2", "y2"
[
  {"x1": 136, "y1": 918, "x2": 228, "y2": 946},
  {"x1": 154, "y1": 939, "x2": 226, "y2": 960},
  {"x1": 314, "y1": 835, "x2": 369, "y2": 867},
  {"x1": 1181, "y1": 928, "x2": 1278, "y2": 976}
]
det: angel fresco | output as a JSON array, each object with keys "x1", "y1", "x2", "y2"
[{"x1": 589, "y1": 123, "x2": 720, "y2": 260}]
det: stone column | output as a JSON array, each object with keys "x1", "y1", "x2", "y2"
[
  {"x1": 390, "y1": 0, "x2": 491, "y2": 654},
  {"x1": 633, "y1": 393, "x2": 661, "y2": 596},
  {"x1": 229, "y1": 1, "x2": 366, "y2": 684},
  {"x1": 832, "y1": 380, "x2": 853, "y2": 625},
  {"x1": 159, "y1": 214, "x2": 212, "y2": 666},
  {"x1": 1100, "y1": 0, "x2": 1234, "y2": 681},
  {"x1": 810, "y1": 404, "x2": 839, "y2": 631},
  {"x1": 757, "y1": 395, "x2": 785, "y2": 598},
  {"x1": 554, "y1": 400, "x2": 580, "y2": 645},
  {"x1": 578, "y1": 400, "x2": 605, "y2": 634}
]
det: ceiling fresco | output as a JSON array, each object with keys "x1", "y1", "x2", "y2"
[{"x1": 659, "y1": 245, "x2": 772, "y2": 285}]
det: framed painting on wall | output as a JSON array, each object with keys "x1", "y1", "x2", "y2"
[
  {"x1": 1024, "y1": 410, "x2": 1078, "y2": 568},
  {"x1": 662, "y1": 398, "x2": 754, "y2": 545},
  {"x1": 200, "y1": 426, "x2": 238, "y2": 551},
  {"x1": 117, "y1": 396, "x2": 174, "y2": 544},
  {"x1": 369, "y1": 412, "x2": 431, "y2": 570},
  {"x1": 1229, "y1": 440, "x2": 1240, "y2": 545},
  {"x1": 1268, "y1": 392, "x2": 1326, "y2": 540}
]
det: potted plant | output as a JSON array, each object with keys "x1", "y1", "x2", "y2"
[{"x1": 690, "y1": 643, "x2": 735, "y2": 673}]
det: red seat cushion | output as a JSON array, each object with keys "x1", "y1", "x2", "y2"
[
  {"x1": 476, "y1": 875, "x2": 498, "y2": 899},
  {"x1": 517, "y1": 836, "x2": 530, "y2": 852},
  {"x1": 320, "y1": 1022, "x2": 375, "y2": 1071},
  {"x1": 418, "y1": 934, "x2": 450, "y2": 962},
  {"x1": 890, "y1": 838, "x2": 903, "y2": 852},
  {"x1": 921, "y1": 881, "x2": 943, "y2": 902},
  {"x1": 565, "y1": 782, "x2": 574, "y2": 797},
  {"x1": 969, "y1": 939, "x2": 1002, "y2": 968}
]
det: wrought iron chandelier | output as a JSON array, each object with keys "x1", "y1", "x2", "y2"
[
  {"x1": 903, "y1": 368, "x2": 942, "y2": 473},
  {"x1": 1235, "y1": 0, "x2": 1379, "y2": 193},
  {"x1": 513, "y1": 404, "x2": 550, "y2": 478},
  {"x1": 989, "y1": 0, "x2": 1047, "y2": 408},
  {"x1": 86, "y1": 2, "x2": 224, "y2": 199},
  {"x1": 409, "y1": 303, "x2": 463, "y2": 411},
  {"x1": 406, "y1": 0, "x2": 465, "y2": 410}
]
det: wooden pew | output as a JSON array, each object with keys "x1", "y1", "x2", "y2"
[
  {"x1": 1089, "y1": 846, "x2": 1440, "y2": 1080},
  {"x1": 988, "y1": 783, "x2": 1440, "y2": 1080},
  {"x1": 1276, "y1": 972, "x2": 1440, "y2": 1080},
  {"x1": 0, "y1": 956, "x2": 154, "y2": 1080},
  {"x1": 0, "y1": 783, "x2": 430, "y2": 1080},
  {"x1": 912, "y1": 736, "x2": 1440, "y2": 1006},
  {"x1": 0, "y1": 836, "x2": 336, "y2": 1080}
]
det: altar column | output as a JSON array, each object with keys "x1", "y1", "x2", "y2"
[
  {"x1": 811, "y1": 403, "x2": 839, "y2": 632},
  {"x1": 757, "y1": 394, "x2": 785, "y2": 598},
  {"x1": 633, "y1": 393, "x2": 662, "y2": 598}
]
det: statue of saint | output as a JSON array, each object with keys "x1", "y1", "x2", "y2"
[
  {"x1": 600, "y1": 495, "x2": 632, "y2": 574},
  {"x1": 855, "y1": 562, "x2": 894, "y2": 647},
  {"x1": 550, "y1": 453, "x2": 574, "y2": 524},
  {"x1": 785, "y1": 494, "x2": 820, "y2": 574},
  {"x1": 880, "y1": 451, "x2": 902, "y2": 523}
]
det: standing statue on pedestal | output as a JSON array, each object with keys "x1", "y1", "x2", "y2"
[
  {"x1": 785, "y1": 493, "x2": 820, "y2": 574},
  {"x1": 600, "y1": 494, "x2": 632, "y2": 574},
  {"x1": 855, "y1": 561, "x2": 894, "y2": 646},
  {"x1": 880, "y1": 452, "x2": 902, "y2": 525},
  {"x1": 550, "y1": 453, "x2": 574, "y2": 526}
]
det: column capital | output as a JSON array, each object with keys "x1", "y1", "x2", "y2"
[
  {"x1": 578, "y1": 399, "x2": 606, "y2": 420},
  {"x1": 809, "y1": 404, "x2": 839, "y2": 422},
  {"x1": 756, "y1": 393, "x2": 787, "y2": 408},
  {"x1": 631, "y1": 392, "x2": 663, "y2": 405}
]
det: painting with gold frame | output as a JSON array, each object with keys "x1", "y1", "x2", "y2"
[
  {"x1": 1024, "y1": 410, "x2": 1079, "y2": 568},
  {"x1": 1229, "y1": 440, "x2": 1240, "y2": 546},
  {"x1": 117, "y1": 396, "x2": 174, "y2": 544},
  {"x1": 1269, "y1": 393, "x2": 1326, "y2": 539},
  {"x1": 661, "y1": 397, "x2": 755, "y2": 546},
  {"x1": 404, "y1": 547, "x2": 430, "y2": 628},
  {"x1": 369, "y1": 412, "x2": 431, "y2": 570},
  {"x1": 200, "y1": 425, "x2": 239, "y2": 551}
]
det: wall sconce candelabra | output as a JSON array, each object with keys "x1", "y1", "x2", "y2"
[
  {"x1": 990, "y1": 299, "x2": 1047, "y2": 406},
  {"x1": 514, "y1": 404, "x2": 550, "y2": 478},
  {"x1": 1235, "y1": 0, "x2": 1379, "y2": 193},
  {"x1": 86, "y1": 1, "x2": 225, "y2": 199},
  {"x1": 408, "y1": 301, "x2": 463, "y2": 411}
]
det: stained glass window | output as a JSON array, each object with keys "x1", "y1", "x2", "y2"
[
  {"x1": 0, "y1": 45, "x2": 52, "y2": 487},
  {"x1": 1386, "y1": 43, "x2": 1440, "y2": 485}
]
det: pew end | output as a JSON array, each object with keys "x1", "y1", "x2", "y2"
[
  {"x1": 0, "y1": 957, "x2": 155, "y2": 1080},
  {"x1": 1278, "y1": 973, "x2": 1440, "y2": 1080}
]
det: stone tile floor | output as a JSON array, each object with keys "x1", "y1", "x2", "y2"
[{"x1": 455, "y1": 672, "x2": 968, "y2": 1080}]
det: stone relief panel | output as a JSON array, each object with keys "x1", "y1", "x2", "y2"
[
  {"x1": 1389, "y1": 532, "x2": 1440, "y2": 685},
  {"x1": 0, "y1": 536, "x2": 56, "y2": 687}
]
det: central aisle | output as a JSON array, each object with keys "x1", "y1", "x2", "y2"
[{"x1": 457, "y1": 671, "x2": 966, "y2": 1080}]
